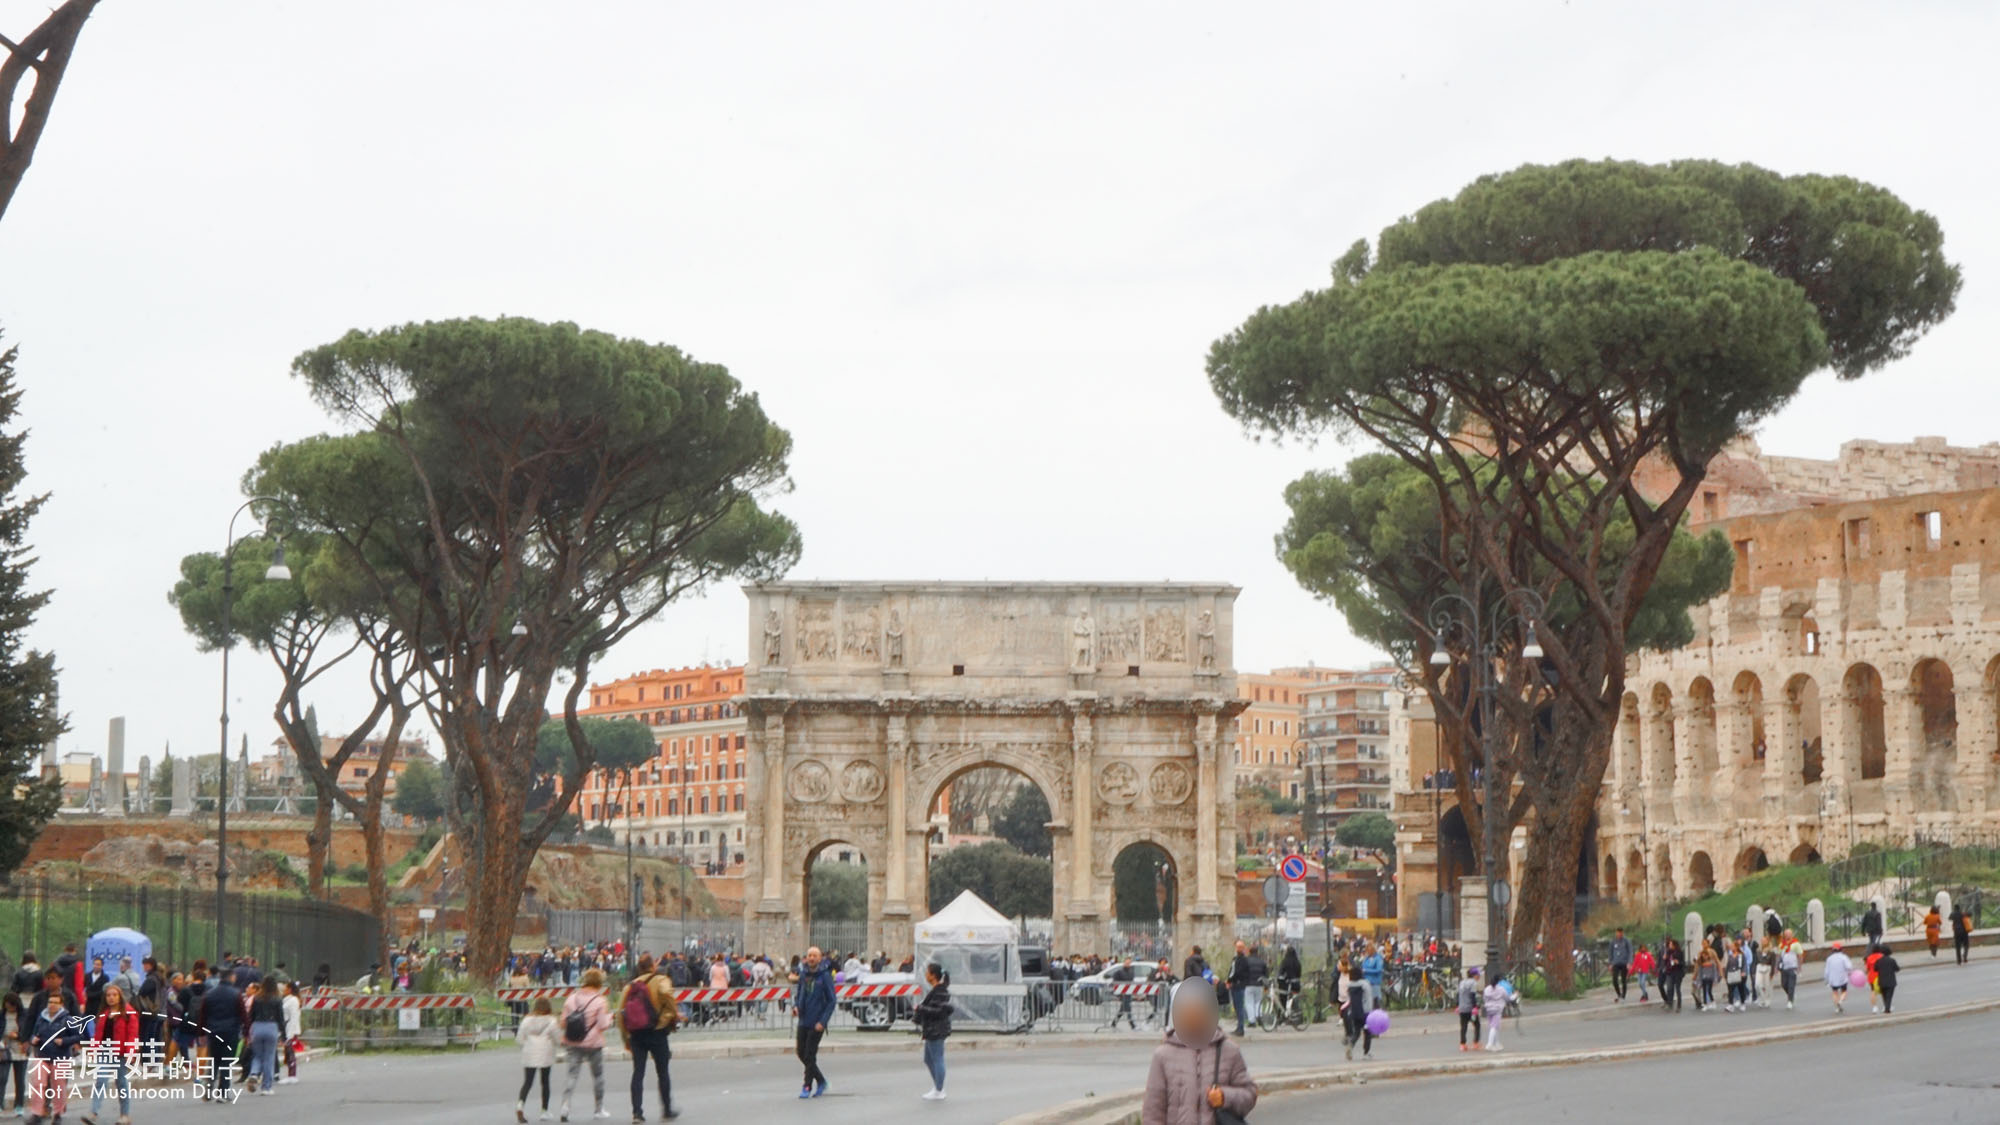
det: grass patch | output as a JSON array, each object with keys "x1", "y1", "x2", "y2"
[{"x1": 1590, "y1": 863, "x2": 1834, "y2": 947}]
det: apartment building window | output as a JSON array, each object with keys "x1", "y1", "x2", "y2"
[
  {"x1": 733, "y1": 792, "x2": 744, "y2": 812},
  {"x1": 668, "y1": 798, "x2": 678, "y2": 815},
  {"x1": 699, "y1": 796, "x2": 709, "y2": 814}
]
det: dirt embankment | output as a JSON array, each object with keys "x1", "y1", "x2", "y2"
[{"x1": 30, "y1": 834, "x2": 301, "y2": 892}]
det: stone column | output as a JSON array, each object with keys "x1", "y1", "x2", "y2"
[
  {"x1": 882, "y1": 712, "x2": 912, "y2": 927},
  {"x1": 1069, "y1": 709, "x2": 1097, "y2": 911},
  {"x1": 1881, "y1": 686, "x2": 1918, "y2": 821},
  {"x1": 1671, "y1": 703, "x2": 1699, "y2": 812},
  {"x1": 1714, "y1": 700, "x2": 1744, "y2": 808},
  {"x1": 1761, "y1": 691, "x2": 1791, "y2": 808},
  {"x1": 1954, "y1": 675, "x2": 1994, "y2": 813},
  {"x1": 758, "y1": 710, "x2": 788, "y2": 907},
  {"x1": 1192, "y1": 711, "x2": 1223, "y2": 930}
]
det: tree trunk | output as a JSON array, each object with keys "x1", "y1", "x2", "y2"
[
  {"x1": 362, "y1": 721, "x2": 403, "y2": 976},
  {"x1": 460, "y1": 772, "x2": 535, "y2": 980},
  {"x1": 305, "y1": 783, "x2": 335, "y2": 898}
]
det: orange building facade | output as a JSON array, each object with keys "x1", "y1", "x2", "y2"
[
  {"x1": 1233, "y1": 666, "x2": 1343, "y2": 797},
  {"x1": 575, "y1": 664, "x2": 749, "y2": 871}
]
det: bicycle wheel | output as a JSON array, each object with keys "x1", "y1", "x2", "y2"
[
  {"x1": 1258, "y1": 995, "x2": 1281, "y2": 1032},
  {"x1": 1287, "y1": 997, "x2": 1308, "y2": 1030}
]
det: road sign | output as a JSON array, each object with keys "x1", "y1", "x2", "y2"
[
  {"x1": 1284, "y1": 879, "x2": 1307, "y2": 940},
  {"x1": 1279, "y1": 855, "x2": 1308, "y2": 882},
  {"x1": 1262, "y1": 875, "x2": 1283, "y2": 906},
  {"x1": 1492, "y1": 880, "x2": 1513, "y2": 909}
]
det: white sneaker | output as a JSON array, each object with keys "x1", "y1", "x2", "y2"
[
  {"x1": 1786, "y1": 1001, "x2": 1794, "y2": 1010},
  {"x1": 539, "y1": 1113, "x2": 552, "y2": 1122},
  {"x1": 931, "y1": 1091, "x2": 946, "y2": 1100},
  {"x1": 593, "y1": 1111, "x2": 611, "y2": 1120}
]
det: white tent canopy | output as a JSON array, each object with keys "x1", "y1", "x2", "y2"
[
  {"x1": 914, "y1": 890, "x2": 1023, "y2": 1027},
  {"x1": 914, "y1": 890, "x2": 1021, "y2": 947}
]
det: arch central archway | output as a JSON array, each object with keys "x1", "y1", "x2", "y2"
[{"x1": 922, "y1": 764, "x2": 1058, "y2": 948}]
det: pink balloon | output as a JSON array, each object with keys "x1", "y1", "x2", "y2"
[{"x1": 1848, "y1": 969, "x2": 1867, "y2": 990}]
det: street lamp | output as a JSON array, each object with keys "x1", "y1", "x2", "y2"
[
  {"x1": 1427, "y1": 586, "x2": 1547, "y2": 986},
  {"x1": 217, "y1": 496, "x2": 294, "y2": 964}
]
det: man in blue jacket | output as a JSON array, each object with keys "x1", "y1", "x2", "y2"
[{"x1": 792, "y1": 946, "x2": 835, "y2": 1099}]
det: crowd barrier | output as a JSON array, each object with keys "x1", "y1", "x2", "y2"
[{"x1": 301, "y1": 979, "x2": 1172, "y2": 1043}]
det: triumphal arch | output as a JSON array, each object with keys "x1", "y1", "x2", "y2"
[{"x1": 741, "y1": 581, "x2": 1243, "y2": 956}]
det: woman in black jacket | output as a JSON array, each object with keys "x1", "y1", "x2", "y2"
[{"x1": 911, "y1": 964, "x2": 953, "y2": 1101}]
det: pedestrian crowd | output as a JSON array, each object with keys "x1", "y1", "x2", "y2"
[{"x1": 1, "y1": 944, "x2": 313, "y2": 1123}]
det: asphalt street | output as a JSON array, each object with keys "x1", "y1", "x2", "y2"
[
  {"x1": 1254, "y1": 1008, "x2": 2000, "y2": 1124},
  {"x1": 104, "y1": 951, "x2": 2000, "y2": 1123}
]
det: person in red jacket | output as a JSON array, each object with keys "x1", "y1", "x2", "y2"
[
  {"x1": 1631, "y1": 945, "x2": 1656, "y2": 1003},
  {"x1": 87, "y1": 982, "x2": 141, "y2": 1124}
]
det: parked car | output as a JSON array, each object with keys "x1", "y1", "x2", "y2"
[
  {"x1": 1071, "y1": 962, "x2": 1163, "y2": 1006},
  {"x1": 840, "y1": 969, "x2": 917, "y2": 1030}
]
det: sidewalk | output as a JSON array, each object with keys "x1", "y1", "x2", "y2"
[{"x1": 996, "y1": 946, "x2": 2000, "y2": 1125}]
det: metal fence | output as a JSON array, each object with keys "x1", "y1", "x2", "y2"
[
  {"x1": 0, "y1": 876, "x2": 381, "y2": 982},
  {"x1": 543, "y1": 910, "x2": 747, "y2": 959}
]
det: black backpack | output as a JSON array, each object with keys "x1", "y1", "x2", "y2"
[{"x1": 563, "y1": 994, "x2": 598, "y2": 1045}]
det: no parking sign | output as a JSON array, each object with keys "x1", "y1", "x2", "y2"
[{"x1": 1279, "y1": 855, "x2": 1307, "y2": 883}]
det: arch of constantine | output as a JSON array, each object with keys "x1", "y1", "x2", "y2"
[
  {"x1": 1599, "y1": 483, "x2": 2000, "y2": 906},
  {"x1": 740, "y1": 581, "x2": 1244, "y2": 956}
]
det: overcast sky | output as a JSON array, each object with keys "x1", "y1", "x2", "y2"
[{"x1": 1, "y1": 1, "x2": 1994, "y2": 766}]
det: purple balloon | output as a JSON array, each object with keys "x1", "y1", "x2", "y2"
[
  {"x1": 1848, "y1": 969, "x2": 1867, "y2": 990},
  {"x1": 1364, "y1": 1008, "x2": 1390, "y2": 1036}
]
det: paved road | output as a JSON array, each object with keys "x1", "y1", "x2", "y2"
[
  {"x1": 1254, "y1": 1008, "x2": 2000, "y2": 1123},
  {"x1": 108, "y1": 952, "x2": 2000, "y2": 1123}
]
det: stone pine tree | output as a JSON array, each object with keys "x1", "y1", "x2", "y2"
[
  {"x1": 1276, "y1": 451, "x2": 1732, "y2": 950},
  {"x1": 262, "y1": 317, "x2": 801, "y2": 977},
  {"x1": 1210, "y1": 160, "x2": 1959, "y2": 985},
  {"x1": 0, "y1": 0, "x2": 101, "y2": 224},
  {"x1": 0, "y1": 339, "x2": 64, "y2": 874}
]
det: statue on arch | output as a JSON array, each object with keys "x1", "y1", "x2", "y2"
[{"x1": 1072, "y1": 610, "x2": 1095, "y2": 669}]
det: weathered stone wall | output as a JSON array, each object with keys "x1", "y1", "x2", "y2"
[
  {"x1": 739, "y1": 581, "x2": 1243, "y2": 957},
  {"x1": 1600, "y1": 486, "x2": 2000, "y2": 907}
]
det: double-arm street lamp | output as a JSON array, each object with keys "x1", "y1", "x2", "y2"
[
  {"x1": 216, "y1": 497, "x2": 294, "y2": 964},
  {"x1": 1427, "y1": 588, "x2": 1545, "y2": 985}
]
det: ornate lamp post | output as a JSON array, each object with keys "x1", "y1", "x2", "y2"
[{"x1": 1427, "y1": 588, "x2": 1546, "y2": 985}]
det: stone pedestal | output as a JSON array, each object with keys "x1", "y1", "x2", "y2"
[{"x1": 1459, "y1": 876, "x2": 1489, "y2": 952}]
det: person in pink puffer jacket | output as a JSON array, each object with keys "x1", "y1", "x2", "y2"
[
  {"x1": 1142, "y1": 981, "x2": 1257, "y2": 1125},
  {"x1": 557, "y1": 968, "x2": 614, "y2": 1120}
]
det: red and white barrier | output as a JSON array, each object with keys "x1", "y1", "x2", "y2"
[
  {"x1": 1106, "y1": 982, "x2": 1160, "y2": 998},
  {"x1": 672, "y1": 986, "x2": 791, "y2": 1004},
  {"x1": 836, "y1": 983, "x2": 922, "y2": 1000},
  {"x1": 497, "y1": 987, "x2": 576, "y2": 1002},
  {"x1": 345, "y1": 993, "x2": 475, "y2": 1010}
]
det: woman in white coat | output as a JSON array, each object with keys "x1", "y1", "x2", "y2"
[{"x1": 515, "y1": 997, "x2": 562, "y2": 1122}]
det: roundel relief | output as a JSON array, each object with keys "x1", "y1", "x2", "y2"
[
  {"x1": 839, "y1": 759, "x2": 886, "y2": 804},
  {"x1": 787, "y1": 759, "x2": 833, "y2": 803},
  {"x1": 1148, "y1": 761, "x2": 1193, "y2": 805},
  {"x1": 1097, "y1": 761, "x2": 1141, "y2": 805}
]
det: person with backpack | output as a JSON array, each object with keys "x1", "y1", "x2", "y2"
[
  {"x1": 1950, "y1": 905, "x2": 1972, "y2": 964},
  {"x1": 558, "y1": 968, "x2": 613, "y2": 1121},
  {"x1": 619, "y1": 954, "x2": 680, "y2": 1123},
  {"x1": 791, "y1": 946, "x2": 835, "y2": 1099},
  {"x1": 516, "y1": 997, "x2": 561, "y2": 1123},
  {"x1": 910, "y1": 963, "x2": 953, "y2": 1101}
]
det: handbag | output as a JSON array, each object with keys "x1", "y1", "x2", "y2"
[{"x1": 1211, "y1": 1038, "x2": 1249, "y2": 1125}]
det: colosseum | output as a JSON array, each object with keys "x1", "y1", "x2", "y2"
[{"x1": 1597, "y1": 436, "x2": 2000, "y2": 907}]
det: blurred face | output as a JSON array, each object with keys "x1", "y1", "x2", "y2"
[
  {"x1": 1172, "y1": 985, "x2": 1218, "y2": 1040},
  {"x1": 43, "y1": 993, "x2": 60, "y2": 1015},
  {"x1": 804, "y1": 947, "x2": 822, "y2": 970}
]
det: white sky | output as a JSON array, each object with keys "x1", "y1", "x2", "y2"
[{"x1": 1, "y1": 0, "x2": 1994, "y2": 765}]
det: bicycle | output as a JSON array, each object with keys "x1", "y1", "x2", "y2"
[{"x1": 1257, "y1": 979, "x2": 1308, "y2": 1031}]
